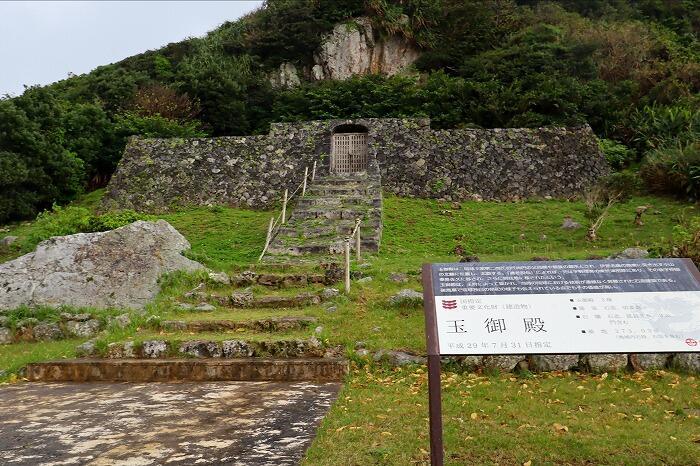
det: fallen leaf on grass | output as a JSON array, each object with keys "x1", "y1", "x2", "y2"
[{"x1": 552, "y1": 423, "x2": 569, "y2": 433}]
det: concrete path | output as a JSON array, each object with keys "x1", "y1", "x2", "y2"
[{"x1": 0, "y1": 381, "x2": 341, "y2": 465}]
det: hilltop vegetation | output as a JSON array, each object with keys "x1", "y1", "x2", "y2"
[{"x1": 1, "y1": 0, "x2": 699, "y2": 223}]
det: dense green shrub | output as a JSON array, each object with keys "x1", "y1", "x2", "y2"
[
  {"x1": 628, "y1": 104, "x2": 700, "y2": 152},
  {"x1": 87, "y1": 210, "x2": 152, "y2": 232},
  {"x1": 640, "y1": 142, "x2": 700, "y2": 200},
  {"x1": 0, "y1": 97, "x2": 85, "y2": 223},
  {"x1": 114, "y1": 112, "x2": 207, "y2": 138},
  {"x1": 652, "y1": 215, "x2": 700, "y2": 267},
  {"x1": 598, "y1": 138, "x2": 635, "y2": 169},
  {"x1": 596, "y1": 170, "x2": 643, "y2": 200},
  {"x1": 14, "y1": 204, "x2": 152, "y2": 253},
  {"x1": 19, "y1": 205, "x2": 93, "y2": 250}
]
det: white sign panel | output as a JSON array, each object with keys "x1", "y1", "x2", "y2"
[{"x1": 427, "y1": 259, "x2": 700, "y2": 355}]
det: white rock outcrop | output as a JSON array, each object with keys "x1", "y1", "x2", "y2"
[
  {"x1": 0, "y1": 220, "x2": 203, "y2": 310},
  {"x1": 269, "y1": 17, "x2": 421, "y2": 88},
  {"x1": 313, "y1": 17, "x2": 420, "y2": 81}
]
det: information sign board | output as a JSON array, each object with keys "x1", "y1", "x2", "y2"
[
  {"x1": 421, "y1": 258, "x2": 700, "y2": 466},
  {"x1": 428, "y1": 259, "x2": 700, "y2": 355}
]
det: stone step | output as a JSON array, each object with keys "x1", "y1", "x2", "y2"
[
  {"x1": 291, "y1": 207, "x2": 380, "y2": 221},
  {"x1": 159, "y1": 317, "x2": 317, "y2": 333},
  {"x1": 306, "y1": 186, "x2": 379, "y2": 197},
  {"x1": 223, "y1": 291, "x2": 323, "y2": 308},
  {"x1": 26, "y1": 358, "x2": 349, "y2": 382},
  {"x1": 295, "y1": 196, "x2": 381, "y2": 209},
  {"x1": 314, "y1": 173, "x2": 380, "y2": 183},
  {"x1": 276, "y1": 224, "x2": 380, "y2": 240},
  {"x1": 230, "y1": 270, "x2": 330, "y2": 288},
  {"x1": 267, "y1": 239, "x2": 380, "y2": 256}
]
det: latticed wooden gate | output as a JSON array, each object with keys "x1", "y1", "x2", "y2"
[{"x1": 331, "y1": 133, "x2": 368, "y2": 173}]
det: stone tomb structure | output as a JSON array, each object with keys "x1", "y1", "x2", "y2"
[{"x1": 103, "y1": 118, "x2": 608, "y2": 214}]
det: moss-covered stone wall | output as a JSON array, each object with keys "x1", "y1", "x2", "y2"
[{"x1": 102, "y1": 118, "x2": 607, "y2": 212}]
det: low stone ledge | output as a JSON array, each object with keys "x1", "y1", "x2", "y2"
[{"x1": 26, "y1": 358, "x2": 349, "y2": 382}]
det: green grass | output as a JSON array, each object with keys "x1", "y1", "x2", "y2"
[
  {"x1": 305, "y1": 366, "x2": 700, "y2": 465},
  {"x1": 381, "y1": 194, "x2": 695, "y2": 269}
]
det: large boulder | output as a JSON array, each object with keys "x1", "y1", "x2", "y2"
[{"x1": 0, "y1": 220, "x2": 203, "y2": 310}]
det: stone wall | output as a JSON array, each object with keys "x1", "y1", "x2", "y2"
[{"x1": 102, "y1": 118, "x2": 608, "y2": 212}]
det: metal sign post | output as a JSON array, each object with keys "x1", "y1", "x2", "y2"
[{"x1": 422, "y1": 258, "x2": 700, "y2": 465}]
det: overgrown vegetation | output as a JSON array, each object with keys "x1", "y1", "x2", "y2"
[{"x1": 1, "y1": 0, "x2": 699, "y2": 222}]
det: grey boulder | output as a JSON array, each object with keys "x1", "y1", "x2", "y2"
[
  {"x1": 388, "y1": 289, "x2": 423, "y2": 305},
  {"x1": 373, "y1": 350, "x2": 426, "y2": 366},
  {"x1": 0, "y1": 220, "x2": 203, "y2": 310}
]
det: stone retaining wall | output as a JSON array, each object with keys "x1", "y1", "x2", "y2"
[{"x1": 102, "y1": 118, "x2": 608, "y2": 212}]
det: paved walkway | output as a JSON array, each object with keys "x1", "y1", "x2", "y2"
[{"x1": 0, "y1": 381, "x2": 341, "y2": 465}]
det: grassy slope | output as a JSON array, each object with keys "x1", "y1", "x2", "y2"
[{"x1": 1, "y1": 192, "x2": 699, "y2": 463}]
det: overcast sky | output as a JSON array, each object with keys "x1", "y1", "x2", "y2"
[{"x1": 0, "y1": 1, "x2": 263, "y2": 97}]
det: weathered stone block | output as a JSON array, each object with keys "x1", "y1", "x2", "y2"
[
  {"x1": 482, "y1": 355, "x2": 526, "y2": 372},
  {"x1": 222, "y1": 340, "x2": 254, "y2": 358},
  {"x1": 65, "y1": 319, "x2": 101, "y2": 338},
  {"x1": 373, "y1": 350, "x2": 426, "y2": 366},
  {"x1": 33, "y1": 323, "x2": 64, "y2": 341},
  {"x1": 629, "y1": 353, "x2": 670, "y2": 371},
  {"x1": 179, "y1": 340, "x2": 223, "y2": 358},
  {"x1": 581, "y1": 354, "x2": 628, "y2": 373},
  {"x1": 670, "y1": 353, "x2": 700, "y2": 373},
  {"x1": 529, "y1": 355, "x2": 580, "y2": 372},
  {"x1": 141, "y1": 340, "x2": 168, "y2": 358}
]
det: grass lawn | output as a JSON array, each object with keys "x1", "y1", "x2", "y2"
[
  {"x1": 1, "y1": 191, "x2": 699, "y2": 464},
  {"x1": 305, "y1": 366, "x2": 700, "y2": 465}
]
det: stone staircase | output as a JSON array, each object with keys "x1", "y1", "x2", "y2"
[
  {"x1": 266, "y1": 172, "x2": 383, "y2": 258},
  {"x1": 26, "y1": 268, "x2": 349, "y2": 382}
]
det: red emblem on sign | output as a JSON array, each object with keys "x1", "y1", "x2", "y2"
[
  {"x1": 685, "y1": 338, "x2": 698, "y2": 347},
  {"x1": 441, "y1": 299, "x2": 458, "y2": 310}
]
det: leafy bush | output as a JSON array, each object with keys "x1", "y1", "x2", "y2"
[
  {"x1": 598, "y1": 138, "x2": 635, "y2": 169},
  {"x1": 652, "y1": 215, "x2": 700, "y2": 267},
  {"x1": 129, "y1": 84, "x2": 201, "y2": 121},
  {"x1": 114, "y1": 112, "x2": 207, "y2": 138},
  {"x1": 15, "y1": 205, "x2": 152, "y2": 254},
  {"x1": 596, "y1": 171, "x2": 643, "y2": 200},
  {"x1": 0, "y1": 94, "x2": 86, "y2": 223},
  {"x1": 640, "y1": 142, "x2": 700, "y2": 200},
  {"x1": 87, "y1": 210, "x2": 152, "y2": 232},
  {"x1": 628, "y1": 104, "x2": 700, "y2": 152},
  {"x1": 19, "y1": 205, "x2": 93, "y2": 250}
]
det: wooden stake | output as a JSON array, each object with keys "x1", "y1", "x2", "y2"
[
  {"x1": 355, "y1": 219, "x2": 361, "y2": 261},
  {"x1": 344, "y1": 240, "x2": 351, "y2": 294},
  {"x1": 302, "y1": 167, "x2": 308, "y2": 196},
  {"x1": 282, "y1": 189, "x2": 288, "y2": 224},
  {"x1": 312, "y1": 160, "x2": 317, "y2": 181},
  {"x1": 258, "y1": 216, "x2": 275, "y2": 261}
]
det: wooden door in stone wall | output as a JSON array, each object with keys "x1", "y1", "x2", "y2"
[{"x1": 331, "y1": 133, "x2": 368, "y2": 173}]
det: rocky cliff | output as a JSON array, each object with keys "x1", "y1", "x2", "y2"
[{"x1": 270, "y1": 17, "x2": 421, "y2": 88}]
